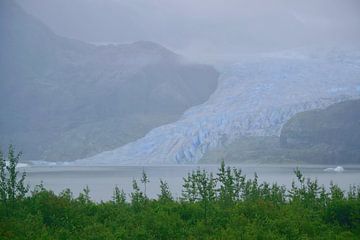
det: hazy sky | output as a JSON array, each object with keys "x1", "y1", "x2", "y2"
[{"x1": 16, "y1": 0, "x2": 360, "y2": 62}]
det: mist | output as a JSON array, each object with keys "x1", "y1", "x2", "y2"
[
  {"x1": 16, "y1": 0, "x2": 360, "y2": 63},
  {"x1": 1, "y1": 0, "x2": 360, "y2": 164},
  {"x1": 1, "y1": 1, "x2": 360, "y2": 237}
]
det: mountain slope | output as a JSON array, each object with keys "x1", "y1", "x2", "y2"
[
  {"x1": 0, "y1": 0, "x2": 219, "y2": 160},
  {"x1": 279, "y1": 99, "x2": 360, "y2": 164},
  {"x1": 202, "y1": 99, "x2": 360, "y2": 164},
  {"x1": 76, "y1": 49, "x2": 360, "y2": 165}
]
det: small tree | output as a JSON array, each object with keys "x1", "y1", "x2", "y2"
[
  {"x1": 113, "y1": 185, "x2": 126, "y2": 204},
  {"x1": 158, "y1": 179, "x2": 173, "y2": 202},
  {"x1": 288, "y1": 168, "x2": 323, "y2": 208},
  {"x1": 217, "y1": 161, "x2": 235, "y2": 204},
  {"x1": 196, "y1": 170, "x2": 217, "y2": 224},
  {"x1": 78, "y1": 185, "x2": 91, "y2": 204},
  {"x1": 141, "y1": 169, "x2": 150, "y2": 197},
  {"x1": 0, "y1": 145, "x2": 29, "y2": 205},
  {"x1": 181, "y1": 172, "x2": 199, "y2": 202},
  {"x1": 131, "y1": 179, "x2": 145, "y2": 206}
]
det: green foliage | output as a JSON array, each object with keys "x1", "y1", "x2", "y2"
[
  {"x1": 217, "y1": 160, "x2": 236, "y2": 204},
  {"x1": 77, "y1": 185, "x2": 91, "y2": 204},
  {"x1": 158, "y1": 179, "x2": 173, "y2": 202},
  {"x1": 131, "y1": 179, "x2": 145, "y2": 207},
  {"x1": 112, "y1": 185, "x2": 126, "y2": 204},
  {"x1": 1, "y1": 160, "x2": 360, "y2": 239},
  {"x1": 141, "y1": 169, "x2": 150, "y2": 197},
  {"x1": 0, "y1": 145, "x2": 29, "y2": 205}
]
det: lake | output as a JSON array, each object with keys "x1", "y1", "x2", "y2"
[{"x1": 21, "y1": 164, "x2": 360, "y2": 202}]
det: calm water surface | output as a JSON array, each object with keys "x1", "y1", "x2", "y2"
[{"x1": 22, "y1": 164, "x2": 360, "y2": 202}]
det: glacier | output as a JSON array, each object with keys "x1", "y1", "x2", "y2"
[{"x1": 74, "y1": 48, "x2": 360, "y2": 165}]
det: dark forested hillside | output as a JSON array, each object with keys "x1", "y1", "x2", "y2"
[
  {"x1": 280, "y1": 99, "x2": 360, "y2": 164},
  {"x1": 0, "y1": 0, "x2": 218, "y2": 161}
]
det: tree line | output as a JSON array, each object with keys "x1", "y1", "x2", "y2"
[{"x1": 1, "y1": 145, "x2": 359, "y2": 239}]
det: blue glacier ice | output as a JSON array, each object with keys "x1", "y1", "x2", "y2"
[{"x1": 75, "y1": 48, "x2": 360, "y2": 165}]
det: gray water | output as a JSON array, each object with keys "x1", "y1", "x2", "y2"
[{"x1": 22, "y1": 164, "x2": 360, "y2": 202}]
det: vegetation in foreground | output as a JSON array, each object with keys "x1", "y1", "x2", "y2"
[{"x1": 1, "y1": 146, "x2": 360, "y2": 239}]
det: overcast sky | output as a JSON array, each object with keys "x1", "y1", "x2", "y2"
[{"x1": 16, "y1": 0, "x2": 360, "y2": 62}]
